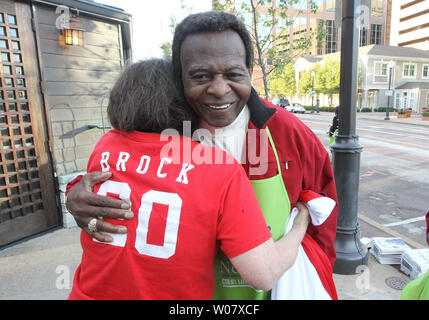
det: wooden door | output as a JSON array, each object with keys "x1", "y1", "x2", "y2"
[{"x1": 0, "y1": 0, "x2": 60, "y2": 247}]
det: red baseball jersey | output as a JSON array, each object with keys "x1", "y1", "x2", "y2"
[{"x1": 69, "y1": 130, "x2": 271, "y2": 300}]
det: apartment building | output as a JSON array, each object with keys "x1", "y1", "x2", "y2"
[
  {"x1": 359, "y1": 45, "x2": 429, "y2": 112},
  {"x1": 390, "y1": 0, "x2": 429, "y2": 52},
  {"x1": 217, "y1": 0, "x2": 391, "y2": 92},
  {"x1": 294, "y1": 44, "x2": 429, "y2": 112},
  {"x1": 226, "y1": 0, "x2": 390, "y2": 53}
]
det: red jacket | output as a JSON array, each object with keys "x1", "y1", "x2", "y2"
[{"x1": 243, "y1": 89, "x2": 338, "y2": 266}]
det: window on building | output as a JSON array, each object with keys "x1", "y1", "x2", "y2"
[
  {"x1": 422, "y1": 65, "x2": 429, "y2": 79},
  {"x1": 277, "y1": 12, "x2": 289, "y2": 30},
  {"x1": 293, "y1": 16, "x2": 307, "y2": 34},
  {"x1": 368, "y1": 91, "x2": 377, "y2": 108},
  {"x1": 292, "y1": 16, "x2": 307, "y2": 50},
  {"x1": 426, "y1": 92, "x2": 429, "y2": 108},
  {"x1": 327, "y1": 0, "x2": 335, "y2": 12},
  {"x1": 374, "y1": 61, "x2": 388, "y2": 83},
  {"x1": 403, "y1": 63, "x2": 417, "y2": 78},
  {"x1": 360, "y1": 27, "x2": 368, "y2": 46},
  {"x1": 371, "y1": 0, "x2": 383, "y2": 17},
  {"x1": 370, "y1": 24, "x2": 382, "y2": 44},
  {"x1": 313, "y1": 0, "x2": 324, "y2": 10},
  {"x1": 326, "y1": 20, "x2": 338, "y2": 54},
  {"x1": 410, "y1": 92, "x2": 418, "y2": 111},
  {"x1": 395, "y1": 92, "x2": 401, "y2": 109},
  {"x1": 375, "y1": 62, "x2": 387, "y2": 76},
  {"x1": 294, "y1": 0, "x2": 307, "y2": 10},
  {"x1": 316, "y1": 19, "x2": 324, "y2": 55}
]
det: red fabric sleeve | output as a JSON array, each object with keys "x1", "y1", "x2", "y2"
[
  {"x1": 65, "y1": 175, "x2": 83, "y2": 196},
  {"x1": 303, "y1": 138, "x2": 338, "y2": 267},
  {"x1": 217, "y1": 168, "x2": 272, "y2": 259}
]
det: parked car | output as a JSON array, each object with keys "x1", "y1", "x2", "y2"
[
  {"x1": 286, "y1": 103, "x2": 306, "y2": 114},
  {"x1": 272, "y1": 98, "x2": 290, "y2": 108}
]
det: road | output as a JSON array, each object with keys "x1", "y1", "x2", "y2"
[{"x1": 295, "y1": 112, "x2": 429, "y2": 248}]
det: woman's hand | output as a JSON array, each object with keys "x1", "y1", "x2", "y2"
[{"x1": 65, "y1": 171, "x2": 134, "y2": 242}]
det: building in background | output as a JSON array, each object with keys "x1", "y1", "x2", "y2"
[
  {"x1": 0, "y1": 0, "x2": 131, "y2": 248},
  {"x1": 294, "y1": 44, "x2": 429, "y2": 113},
  {"x1": 390, "y1": 0, "x2": 429, "y2": 52},
  {"x1": 215, "y1": 0, "x2": 392, "y2": 94},
  {"x1": 358, "y1": 45, "x2": 429, "y2": 112}
]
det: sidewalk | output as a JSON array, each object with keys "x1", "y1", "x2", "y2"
[
  {"x1": 0, "y1": 227, "x2": 411, "y2": 300},
  {"x1": 357, "y1": 112, "x2": 429, "y2": 127}
]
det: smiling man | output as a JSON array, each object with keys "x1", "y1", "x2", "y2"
[
  {"x1": 66, "y1": 11, "x2": 338, "y2": 300},
  {"x1": 180, "y1": 30, "x2": 251, "y2": 128}
]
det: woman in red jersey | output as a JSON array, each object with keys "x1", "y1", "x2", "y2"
[{"x1": 68, "y1": 59, "x2": 309, "y2": 300}]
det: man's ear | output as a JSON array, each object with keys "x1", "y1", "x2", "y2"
[{"x1": 247, "y1": 67, "x2": 253, "y2": 78}]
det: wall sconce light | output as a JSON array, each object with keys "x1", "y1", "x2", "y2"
[
  {"x1": 63, "y1": 20, "x2": 84, "y2": 46},
  {"x1": 56, "y1": 6, "x2": 85, "y2": 46}
]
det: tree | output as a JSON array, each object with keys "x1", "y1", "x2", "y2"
[
  {"x1": 159, "y1": 0, "x2": 193, "y2": 60},
  {"x1": 298, "y1": 64, "x2": 321, "y2": 96},
  {"x1": 315, "y1": 58, "x2": 340, "y2": 106},
  {"x1": 160, "y1": 42, "x2": 172, "y2": 59},
  {"x1": 269, "y1": 63, "x2": 296, "y2": 99},
  {"x1": 213, "y1": 0, "x2": 321, "y2": 100},
  {"x1": 297, "y1": 59, "x2": 340, "y2": 106}
]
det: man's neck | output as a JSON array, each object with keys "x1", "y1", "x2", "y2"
[{"x1": 196, "y1": 105, "x2": 250, "y2": 162}]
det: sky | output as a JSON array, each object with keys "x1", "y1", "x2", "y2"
[{"x1": 96, "y1": 0, "x2": 213, "y2": 60}]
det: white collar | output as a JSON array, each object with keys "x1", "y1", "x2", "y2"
[
  {"x1": 198, "y1": 105, "x2": 250, "y2": 136},
  {"x1": 196, "y1": 105, "x2": 250, "y2": 162}
]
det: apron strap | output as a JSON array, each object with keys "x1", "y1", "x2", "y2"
[
  {"x1": 265, "y1": 126, "x2": 282, "y2": 174},
  {"x1": 264, "y1": 126, "x2": 289, "y2": 201}
]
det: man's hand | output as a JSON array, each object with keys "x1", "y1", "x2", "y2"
[{"x1": 65, "y1": 171, "x2": 134, "y2": 242}]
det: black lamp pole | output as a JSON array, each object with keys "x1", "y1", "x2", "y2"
[
  {"x1": 331, "y1": 0, "x2": 369, "y2": 275},
  {"x1": 385, "y1": 64, "x2": 393, "y2": 120}
]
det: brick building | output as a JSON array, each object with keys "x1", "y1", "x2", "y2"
[{"x1": 218, "y1": 0, "x2": 392, "y2": 95}]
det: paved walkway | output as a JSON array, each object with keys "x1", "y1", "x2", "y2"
[
  {"x1": 0, "y1": 227, "x2": 411, "y2": 300},
  {"x1": 357, "y1": 112, "x2": 429, "y2": 127}
]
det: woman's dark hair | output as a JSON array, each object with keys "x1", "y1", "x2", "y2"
[
  {"x1": 172, "y1": 11, "x2": 254, "y2": 83},
  {"x1": 107, "y1": 58, "x2": 196, "y2": 134}
]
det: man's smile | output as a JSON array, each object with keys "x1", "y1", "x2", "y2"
[{"x1": 204, "y1": 102, "x2": 235, "y2": 111}]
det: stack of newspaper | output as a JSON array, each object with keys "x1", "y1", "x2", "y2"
[
  {"x1": 370, "y1": 237, "x2": 409, "y2": 264},
  {"x1": 400, "y1": 249, "x2": 429, "y2": 280}
]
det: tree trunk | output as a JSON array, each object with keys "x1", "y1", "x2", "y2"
[{"x1": 250, "y1": 0, "x2": 270, "y2": 100}]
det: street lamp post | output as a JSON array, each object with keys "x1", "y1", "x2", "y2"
[
  {"x1": 311, "y1": 71, "x2": 315, "y2": 113},
  {"x1": 331, "y1": 0, "x2": 368, "y2": 275},
  {"x1": 384, "y1": 61, "x2": 394, "y2": 120}
]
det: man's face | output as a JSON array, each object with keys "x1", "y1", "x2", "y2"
[{"x1": 180, "y1": 30, "x2": 252, "y2": 128}]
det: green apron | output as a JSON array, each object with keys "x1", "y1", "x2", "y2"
[
  {"x1": 212, "y1": 126, "x2": 291, "y2": 300},
  {"x1": 329, "y1": 129, "x2": 338, "y2": 147}
]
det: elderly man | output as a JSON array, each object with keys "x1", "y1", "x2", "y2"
[{"x1": 66, "y1": 11, "x2": 338, "y2": 300}]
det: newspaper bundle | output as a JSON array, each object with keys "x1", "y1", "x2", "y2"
[
  {"x1": 400, "y1": 249, "x2": 429, "y2": 280},
  {"x1": 370, "y1": 237, "x2": 409, "y2": 264}
]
